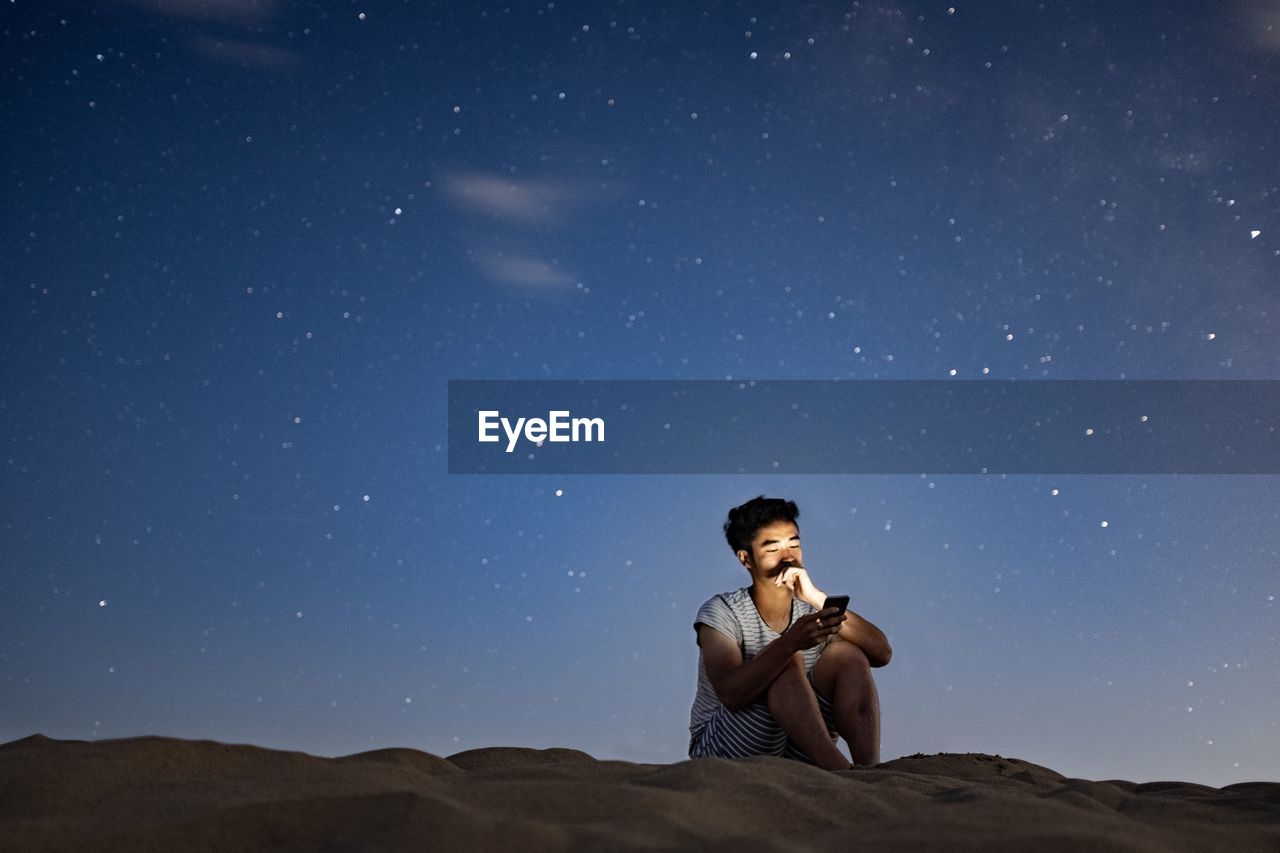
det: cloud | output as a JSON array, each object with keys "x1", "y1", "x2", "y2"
[
  {"x1": 439, "y1": 170, "x2": 607, "y2": 292},
  {"x1": 115, "y1": 0, "x2": 280, "y2": 26},
  {"x1": 188, "y1": 36, "x2": 299, "y2": 69},
  {"x1": 441, "y1": 173, "x2": 591, "y2": 227},
  {"x1": 472, "y1": 253, "x2": 577, "y2": 289},
  {"x1": 114, "y1": 0, "x2": 294, "y2": 67},
  {"x1": 1236, "y1": 0, "x2": 1280, "y2": 50}
]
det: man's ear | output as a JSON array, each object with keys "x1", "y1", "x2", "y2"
[{"x1": 736, "y1": 549, "x2": 752, "y2": 569}]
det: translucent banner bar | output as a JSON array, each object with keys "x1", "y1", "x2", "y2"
[{"x1": 447, "y1": 380, "x2": 1280, "y2": 474}]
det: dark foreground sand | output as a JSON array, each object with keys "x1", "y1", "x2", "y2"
[{"x1": 2, "y1": 734, "x2": 1277, "y2": 851}]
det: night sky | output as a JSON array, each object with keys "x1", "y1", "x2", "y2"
[{"x1": 3, "y1": 0, "x2": 1278, "y2": 787}]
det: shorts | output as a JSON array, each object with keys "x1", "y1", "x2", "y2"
[{"x1": 688, "y1": 674, "x2": 839, "y2": 763}]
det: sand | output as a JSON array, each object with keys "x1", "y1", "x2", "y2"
[{"x1": 1, "y1": 733, "x2": 1277, "y2": 851}]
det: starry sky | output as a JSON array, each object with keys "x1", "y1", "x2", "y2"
[{"x1": 3, "y1": 0, "x2": 1278, "y2": 787}]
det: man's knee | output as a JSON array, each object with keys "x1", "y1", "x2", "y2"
[
  {"x1": 845, "y1": 641, "x2": 872, "y2": 675},
  {"x1": 814, "y1": 639, "x2": 873, "y2": 700},
  {"x1": 831, "y1": 643, "x2": 876, "y2": 715},
  {"x1": 823, "y1": 638, "x2": 871, "y2": 673}
]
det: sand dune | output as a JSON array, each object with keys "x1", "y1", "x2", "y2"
[{"x1": 1, "y1": 733, "x2": 1277, "y2": 851}]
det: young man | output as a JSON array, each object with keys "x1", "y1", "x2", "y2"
[{"x1": 689, "y1": 496, "x2": 892, "y2": 770}]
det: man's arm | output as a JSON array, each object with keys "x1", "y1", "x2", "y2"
[
  {"x1": 774, "y1": 568, "x2": 893, "y2": 668},
  {"x1": 696, "y1": 615, "x2": 834, "y2": 712}
]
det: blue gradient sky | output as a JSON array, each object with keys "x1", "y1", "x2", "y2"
[{"x1": 2, "y1": 1, "x2": 1277, "y2": 787}]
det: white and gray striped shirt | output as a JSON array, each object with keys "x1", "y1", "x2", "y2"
[{"x1": 689, "y1": 587, "x2": 825, "y2": 736}]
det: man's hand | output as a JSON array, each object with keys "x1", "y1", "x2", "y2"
[
  {"x1": 774, "y1": 563, "x2": 826, "y2": 610},
  {"x1": 781, "y1": 608, "x2": 844, "y2": 652}
]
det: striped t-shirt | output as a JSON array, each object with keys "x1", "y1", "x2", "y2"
[{"x1": 689, "y1": 587, "x2": 826, "y2": 737}]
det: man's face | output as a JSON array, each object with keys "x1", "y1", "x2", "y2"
[{"x1": 740, "y1": 520, "x2": 802, "y2": 578}]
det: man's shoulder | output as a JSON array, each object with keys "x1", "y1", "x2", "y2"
[
  {"x1": 695, "y1": 588, "x2": 753, "y2": 628},
  {"x1": 699, "y1": 587, "x2": 750, "y2": 611},
  {"x1": 694, "y1": 588, "x2": 749, "y2": 645}
]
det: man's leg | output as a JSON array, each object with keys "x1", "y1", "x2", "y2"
[
  {"x1": 811, "y1": 638, "x2": 881, "y2": 765},
  {"x1": 767, "y1": 653, "x2": 850, "y2": 771}
]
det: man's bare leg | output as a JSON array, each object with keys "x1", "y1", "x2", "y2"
[
  {"x1": 812, "y1": 639, "x2": 881, "y2": 765},
  {"x1": 767, "y1": 653, "x2": 849, "y2": 771}
]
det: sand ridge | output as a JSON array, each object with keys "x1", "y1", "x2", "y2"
[{"x1": 1, "y1": 734, "x2": 1277, "y2": 851}]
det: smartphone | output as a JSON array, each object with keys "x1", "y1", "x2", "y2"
[{"x1": 821, "y1": 595, "x2": 849, "y2": 617}]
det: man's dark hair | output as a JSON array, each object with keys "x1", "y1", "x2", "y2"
[{"x1": 723, "y1": 495, "x2": 800, "y2": 554}]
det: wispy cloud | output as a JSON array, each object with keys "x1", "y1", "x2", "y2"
[
  {"x1": 442, "y1": 173, "x2": 591, "y2": 227},
  {"x1": 440, "y1": 170, "x2": 611, "y2": 291},
  {"x1": 115, "y1": 0, "x2": 294, "y2": 68},
  {"x1": 472, "y1": 253, "x2": 576, "y2": 288},
  {"x1": 1237, "y1": 0, "x2": 1280, "y2": 50},
  {"x1": 187, "y1": 36, "x2": 299, "y2": 69},
  {"x1": 116, "y1": 0, "x2": 280, "y2": 26}
]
